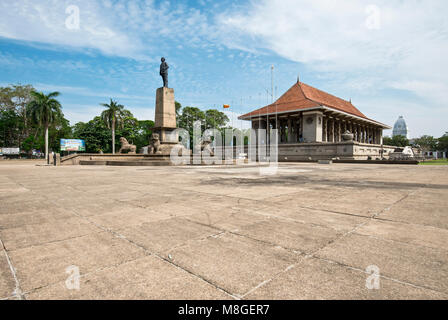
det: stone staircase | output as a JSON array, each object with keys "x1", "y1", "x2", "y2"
[{"x1": 61, "y1": 153, "x2": 174, "y2": 166}]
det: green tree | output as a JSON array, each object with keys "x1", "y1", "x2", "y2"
[
  {"x1": 49, "y1": 118, "x2": 73, "y2": 152},
  {"x1": 116, "y1": 113, "x2": 139, "y2": 149},
  {"x1": 73, "y1": 117, "x2": 111, "y2": 153},
  {"x1": 178, "y1": 107, "x2": 205, "y2": 147},
  {"x1": 178, "y1": 106, "x2": 205, "y2": 130},
  {"x1": 0, "y1": 109, "x2": 21, "y2": 147},
  {"x1": 205, "y1": 109, "x2": 230, "y2": 130},
  {"x1": 383, "y1": 135, "x2": 409, "y2": 147},
  {"x1": 100, "y1": 99, "x2": 126, "y2": 154},
  {"x1": 0, "y1": 84, "x2": 34, "y2": 149},
  {"x1": 130, "y1": 120, "x2": 154, "y2": 151},
  {"x1": 412, "y1": 135, "x2": 438, "y2": 151},
  {"x1": 26, "y1": 91, "x2": 63, "y2": 159},
  {"x1": 175, "y1": 101, "x2": 182, "y2": 120},
  {"x1": 438, "y1": 132, "x2": 448, "y2": 152}
]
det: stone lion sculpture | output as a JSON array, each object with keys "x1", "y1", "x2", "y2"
[
  {"x1": 118, "y1": 137, "x2": 137, "y2": 154},
  {"x1": 149, "y1": 133, "x2": 161, "y2": 154},
  {"x1": 194, "y1": 138, "x2": 214, "y2": 156}
]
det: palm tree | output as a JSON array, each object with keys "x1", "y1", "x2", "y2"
[
  {"x1": 27, "y1": 91, "x2": 63, "y2": 161},
  {"x1": 100, "y1": 99, "x2": 126, "y2": 154}
]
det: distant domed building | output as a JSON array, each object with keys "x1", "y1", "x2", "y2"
[{"x1": 392, "y1": 116, "x2": 409, "y2": 138}]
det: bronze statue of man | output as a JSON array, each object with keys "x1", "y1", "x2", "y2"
[{"x1": 160, "y1": 57, "x2": 169, "y2": 88}]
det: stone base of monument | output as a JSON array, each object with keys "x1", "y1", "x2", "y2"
[
  {"x1": 152, "y1": 87, "x2": 179, "y2": 156},
  {"x1": 60, "y1": 153, "x2": 175, "y2": 166}
]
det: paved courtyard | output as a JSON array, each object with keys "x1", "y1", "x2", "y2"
[{"x1": 1, "y1": 161, "x2": 447, "y2": 300}]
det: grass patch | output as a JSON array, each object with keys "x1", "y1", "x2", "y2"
[{"x1": 419, "y1": 159, "x2": 448, "y2": 165}]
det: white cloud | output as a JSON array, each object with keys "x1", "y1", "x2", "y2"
[
  {"x1": 33, "y1": 83, "x2": 150, "y2": 101},
  {"x1": 1, "y1": 0, "x2": 447, "y2": 136},
  {"x1": 216, "y1": 0, "x2": 448, "y2": 113},
  {"x1": 0, "y1": 0, "x2": 214, "y2": 59}
]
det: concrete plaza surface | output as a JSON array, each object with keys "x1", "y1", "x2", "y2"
[{"x1": 0, "y1": 161, "x2": 447, "y2": 300}]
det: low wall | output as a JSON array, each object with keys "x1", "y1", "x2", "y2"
[
  {"x1": 62, "y1": 143, "x2": 397, "y2": 165},
  {"x1": 61, "y1": 153, "x2": 159, "y2": 165},
  {"x1": 274, "y1": 142, "x2": 395, "y2": 161}
]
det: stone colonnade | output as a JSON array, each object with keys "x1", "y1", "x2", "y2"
[
  {"x1": 252, "y1": 114, "x2": 304, "y2": 143},
  {"x1": 321, "y1": 113, "x2": 383, "y2": 144},
  {"x1": 251, "y1": 111, "x2": 383, "y2": 145}
]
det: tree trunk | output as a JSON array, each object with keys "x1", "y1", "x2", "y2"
[
  {"x1": 112, "y1": 119, "x2": 115, "y2": 154},
  {"x1": 45, "y1": 125, "x2": 49, "y2": 163}
]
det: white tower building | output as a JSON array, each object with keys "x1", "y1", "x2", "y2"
[{"x1": 392, "y1": 116, "x2": 409, "y2": 138}]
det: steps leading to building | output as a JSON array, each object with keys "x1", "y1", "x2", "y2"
[{"x1": 79, "y1": 159, "x2": 173, "y2": 166}]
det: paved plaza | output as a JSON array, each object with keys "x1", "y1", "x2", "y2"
[{"x1": 1, "y1": 161, "x2": 447, "y2": 300}]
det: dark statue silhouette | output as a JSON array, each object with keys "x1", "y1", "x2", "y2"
[{"x1": 160, "y1": 57, "x2": 169, "y2": 88}]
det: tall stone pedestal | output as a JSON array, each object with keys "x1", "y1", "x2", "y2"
[
  {"x1": 150, "y1": 87, "x2": 185, "y2": 156},
  {"x1": 154, "y1": 87, "x2": 178, "y2": 144}
]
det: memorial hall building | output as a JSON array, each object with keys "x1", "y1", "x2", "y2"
[{"x1": 239, "y1": 80, "x2": 394, "y2": 161}]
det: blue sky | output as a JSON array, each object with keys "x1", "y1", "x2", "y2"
[{"x1": 1, "y1": 0, "x2": 447, "y2": 137}]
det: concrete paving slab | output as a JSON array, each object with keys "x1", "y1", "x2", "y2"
[
  {"x1": 0, "y1": 208, "x2": 73, "y2": 230},
  {"x1": 168, "y1": 233, "x2": 301, "y2": 297},
  {"x1": 184, "y1": 210, "x2": 269, "y2": 232},
  {"x1": 26, "y1": 255, "x2": 231, "y2": 300},
  {"x1": 8, "y1": 232, "x2": 147, "y2": 292},
  {"x1": 117, "y1": 218, "x2": 220, "y2": 254},
  {"x1": 88, "y1": 207, "x2": 172, "y2": 229},
  {"x1": 379, "y1": 199, "x2": 448, "y2": 229},
  {"x1": 0, "y1": 249, "x2": 16, "y2": 299},
  {"x1": 0, "y1": 216, "x2": 101, "y2": 250},
  {"x1": 236, "y1": 217, "x2": 342, "y2": 253},
  {"x1": 355, "y1": 219, "x2": 448, "y2": 250},
  {"x1": 253, "y1": 204, "x2": 367, "y2": 232},
  {"x1": 315, "y1": 233, "x2": 448, "y2": 294},
  {"x1": 245, "y1": 257, "x2": 448, "y2": 300}
]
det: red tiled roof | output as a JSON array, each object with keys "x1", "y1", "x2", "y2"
[{"x1": 239, "y1": 82, "x2": 367, "y2": 120}]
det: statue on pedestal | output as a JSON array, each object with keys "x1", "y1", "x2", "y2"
[{"x1": 160, "y1": 57, "x2": 169, "y2": 88}]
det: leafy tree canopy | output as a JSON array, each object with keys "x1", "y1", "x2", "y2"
[
  {"x1": 411, "y1": 135, "x2": 438, "y2": 151},
  {"x1": 437, "y1": 132, "x2": 448, "y2": 152},
  {"x1": 383, "y1": 135, "x2": 409, "y2": 147}
]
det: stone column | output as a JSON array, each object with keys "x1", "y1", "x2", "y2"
[
  {"x1": 291, "y1": 117, "x2": 297, "y2": 143},
  {"x1": 366, "y1": 127, "x2": 369, "y2": 144},
  {"x1": 323, "y1": 116, "x2": 327, "y2": 142},
  {"x1": 287, "y1": 117, "x2": 293, "y2": 143},
  {"x1": 338, "y1": 121, "x2": 342, "y2": 142},
  {"x1": 330, "y1": 119, "x2": 335, "y2": 142},
  {"x1": 335, "y1": 120, "x2": 339, "y2": 142},
  {"x1": 281, "y1": 119, "x2": 286, "y2": 143},
  {"x1": 302, "y1": 111, "x2": 323, "y2": 143}
]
